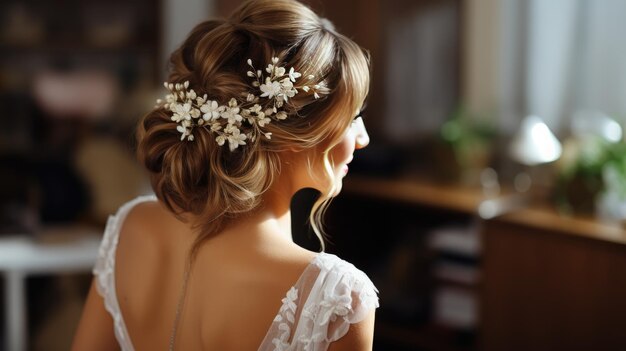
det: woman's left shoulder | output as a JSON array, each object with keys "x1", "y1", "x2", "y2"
[
  {"x1": 301, "y1": 252, "x2": 379, "y2": 344},
  {"x1": 312, "y1": 252, "x2": 379, "y2": 315},
  {"x1": 313, "y1": 253, "x2": 378, "y2": 290}
]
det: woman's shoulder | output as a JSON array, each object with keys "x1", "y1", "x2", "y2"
[
  {"x1": 284, "y1": 251, "x2": 379, "y2": 325},
  {"x1": 309, "y1": 252, "x2": 379, "y2": 304},
  {"x1": 311, "y1": 254, "x2": 379, "y2": 342},
  {"x1": 111, "y1": 194, "x2": 158, "y2": 219},
  {"x1": 118, "y1": 195, "x2": 164, "y2": 232},
  {"x1": 302, "y1": 253, "x2": 375, "y2": 291},
  {"x1": 95, "y1": 195, "x2": 161, "y2": 271},
  {"x1": 116, "y1": 195, "x2": 194, "y2": 259},
  {"x1": 114, "y1": 195, "x2": 193, "y2": 241},
  {"x1": 265, "y1": 252, "x2": 379, "y2": 349},
  {"x1": 312, "y1": 253, "x2": 372, "y2": 278},
  {"x1": 107, "y1": 195, "x2": 192, "y2": 287},
  {"x1": 258, "y1": 250, "x2": 378, "y2": 300}
]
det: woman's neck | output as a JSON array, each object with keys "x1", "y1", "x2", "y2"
[
  {"x1": 207, "y1": 158, "x2": 303, "y2": 251},
  {"x1": 216, "y1": 181, "x2": 296, "y2": 247}
]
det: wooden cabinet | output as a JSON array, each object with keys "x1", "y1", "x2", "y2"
[
  {"x1": 326, "y1": 175, "x2": 626, "y2": 351},
  {"x1": 482, "y1": 208, "x2": 626, "y2": 351}
]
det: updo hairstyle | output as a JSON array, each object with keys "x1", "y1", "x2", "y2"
[{"x1": 137, "y1": 0, "x2": 370, "y2": 252}]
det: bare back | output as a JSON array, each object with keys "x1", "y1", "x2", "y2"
[
  {"x1": 74, "y1": 196, "x2": 378, "y2": 351},
  {"x1": 115, "y1": 200, "x2": 317, "y2": 350}
]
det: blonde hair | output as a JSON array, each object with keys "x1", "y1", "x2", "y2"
[{"x1": 137, "y1": 0, "x2": 370, "y2": 255}]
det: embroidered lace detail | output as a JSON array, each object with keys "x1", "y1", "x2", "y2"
[
  {"x1": 92, "y1": 195, "x2": 157, "y2": 351},
  {"x1": 319, "y1": 287, "x2": 353, "y2": 325},
  {"x1": 259, "y1": 253, "x2": 380, "y2": 351},
  {"x1": 271, "y1": 287, "x2": 299, "y2": 351}
]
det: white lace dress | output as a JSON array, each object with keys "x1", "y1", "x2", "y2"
[{"x1": 93, "y1": 195, "x2": 380, "y2": 351}]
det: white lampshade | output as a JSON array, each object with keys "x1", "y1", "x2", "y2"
[
  {"x1": 572, "y1": 110, "x2": 622, "y2": 143},
  {"x1": 509, "y1": 115, "x2": 562, "y2": 166}
]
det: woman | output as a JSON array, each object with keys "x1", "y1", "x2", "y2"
[{"x1": 73, "y1": 0, "x2": 378, "y2": 350}]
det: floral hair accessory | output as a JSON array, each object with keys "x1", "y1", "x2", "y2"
[{"x1": 156, "y1": 57, "x2": 322, "y2": 151}]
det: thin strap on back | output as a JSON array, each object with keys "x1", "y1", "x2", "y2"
[{"x1": 93, "y1": 195, "x2": 157, "y2": 351}]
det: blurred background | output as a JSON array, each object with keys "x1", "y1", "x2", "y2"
[{"x1": 1, "y1": 0, "x2": 626, "y2": 350}]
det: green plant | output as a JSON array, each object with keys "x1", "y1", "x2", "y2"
[
  {"x1": 439, "y1": 106, "x2": 496, "y2": 172},
  {"x1": 555, "y1": 136, "x2": 626, "y2": 214}
]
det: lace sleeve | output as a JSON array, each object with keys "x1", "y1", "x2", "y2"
[
  {"x1": 290, "y1": 253, "x2": 379, "y2": 349},
  {"x1": 257, "y1": 253, "x2": 379, "y2": 351},
  {"x1": 318, "y1": 259, "x2": 379, "y2": 343}
]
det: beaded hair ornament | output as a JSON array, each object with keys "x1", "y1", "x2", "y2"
[{"x1": 156, "y1": 57, "x2": 323, "y2": 151}]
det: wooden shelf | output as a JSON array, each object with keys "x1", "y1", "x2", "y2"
[
  {"x1": 344, "y1": 175, "x2": 626, "y2": 246},
  {"x1": 343, "y1": 175, "x2": 487, "y2": 215},
  {"x1": 499, "y1": 205, "x2": 626, "y2": 246}
]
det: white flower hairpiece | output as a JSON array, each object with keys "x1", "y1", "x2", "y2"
[{"x1": 156, "y1": 57, "x2": 323, "y2": 151}]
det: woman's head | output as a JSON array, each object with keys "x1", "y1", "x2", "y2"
[{"x1": 137, "y1": 0, "x2": 370, "y2": 249}]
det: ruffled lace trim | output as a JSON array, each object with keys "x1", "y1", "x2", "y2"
[
  {"x1": 92, "y1": 195, "x2": 157, "y2": 351},
  {"x1": 262, "y1": 253, "x2": 380, "y2": 351},
  {"x1": 307, "y1": 253, "x2": 379, "y2": 344}
]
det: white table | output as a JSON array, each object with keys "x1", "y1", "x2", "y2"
[{"x1": 0, "y1": 227, "x2": 101, "y2": 351}]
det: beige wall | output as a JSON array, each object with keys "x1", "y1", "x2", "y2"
[
  {"x1": 462, "y1": 0, "x2": 500, "y2": 117},
  {"x1": 161, "y1": 0, "x2": 214, "y2": 80}
]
